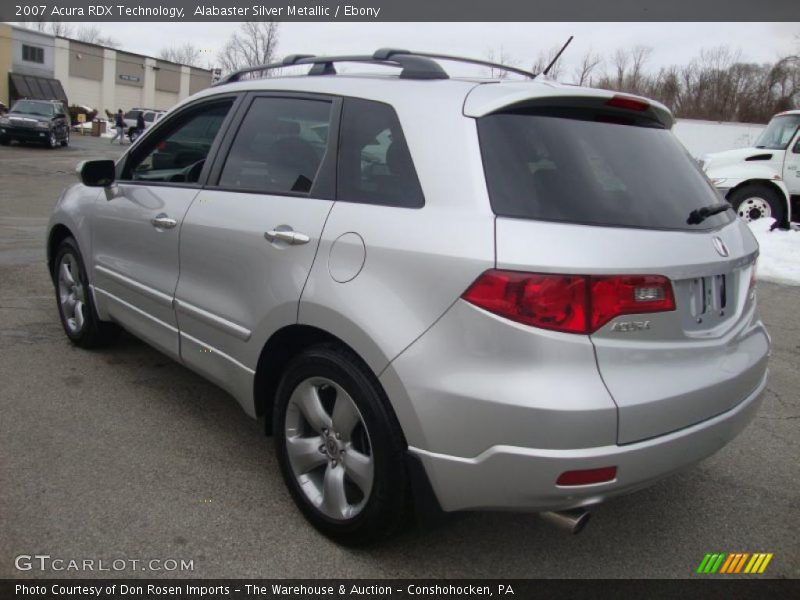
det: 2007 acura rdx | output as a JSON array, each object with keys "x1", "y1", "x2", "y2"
[{"x1": 46, "y1": 50, "x2": 770, "y2": 544}]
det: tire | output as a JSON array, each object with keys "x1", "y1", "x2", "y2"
[
  {"x1": 53, "y1": 237, "x2": 120, "y2": 348},
  {"x1": 47, "y1": 131, "x2": 58, "y2": 149},
  {"x1": 274, "y1": 343, "x2": 410, "y2": 545},
  {"x1": 60, "y1": 130, "x2": 69, "y2": 147},
  {"x1": 728, "y1": 183, "x2": 785, "y2": 225},
  {"x1": 0, "y1": 137, "x2": 9, "y2": 146}
]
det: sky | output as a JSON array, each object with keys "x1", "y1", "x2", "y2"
[{"x1": 18, "y1": 22, "x2": 800, "y2": 79}]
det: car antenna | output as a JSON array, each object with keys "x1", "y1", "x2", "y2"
[{"x1": 541, "y1": 35, "x2": 574, "y2": 76}]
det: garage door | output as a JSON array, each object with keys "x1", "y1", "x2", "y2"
[
  {"x1": 67, "y1": 77, "x2": 102, "y2": 110},
  {"x1": 115, "y1": 84, "x2": 143, "y2": 113},
  {"x1": 154, "y1": 90, "x2": 178, "y2": 111}
]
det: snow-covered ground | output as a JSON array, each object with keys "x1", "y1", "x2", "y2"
[
  {"x1": 673, "y1": 119, "x2": 765, "y2": 158},
  {"x1": 748, "y1": 219, "x2": 800, "y2": 286}
]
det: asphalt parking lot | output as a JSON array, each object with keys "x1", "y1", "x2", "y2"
[{"x1": 0, "y1": 135, "x2": 798, "y2": 579}]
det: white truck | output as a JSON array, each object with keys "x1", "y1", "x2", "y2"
[
  {"x1": 702, "y1": 109, "x2": 800, "y2": 228},
  {"x1": 122, "y1": 108, "x2": 166, "y2": 142}
]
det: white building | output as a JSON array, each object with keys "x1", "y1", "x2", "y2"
[{"x1": 1, "y1": 24, "x2": 213, "y2": 113}]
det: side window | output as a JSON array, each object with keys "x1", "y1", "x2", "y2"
[
  {"x1": 124, "y1": 101, "x2": 232, "y2": 184},
  {"x1": 219, "y1": 97, "x2": 332, "y2": 194},
  {"x1": 144, "y1": 112, "x2": 155, "y2": 123},
  {"x1": 337, "y1": 98, "x2": 424, "y2": 208}
]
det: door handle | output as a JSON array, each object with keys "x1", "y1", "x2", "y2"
[
  {"x1": 264, "y1": 229, "x2": 310, "y2": 245},
  {"x1": 151, "y1": 215, "x2": 177, "y2": 230}
]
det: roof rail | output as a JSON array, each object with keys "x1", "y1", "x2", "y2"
[
  {"x1": 217, "y1": 49, "x2": 534, "y2": 85},
  {"x1": 374, "y1": 48, "x2": 536, "y2": 79}
]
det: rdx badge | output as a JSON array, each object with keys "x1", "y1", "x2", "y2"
[{"x1": 611, "y1": 320, "x2": 651, "y2": 332}]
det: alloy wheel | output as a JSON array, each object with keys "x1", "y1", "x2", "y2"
[
  {"x1": 57, "y1": 253, "x2": 86, "y2": 334},
  {"x1": 284, "y1": 377, "x2": 374, "y2": 521}
]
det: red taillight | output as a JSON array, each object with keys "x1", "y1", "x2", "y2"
[
  {"x1": 462, "y1": 271, "x2": 588, "y2": 334},
  {"x1": 606, "y1": 94, "x2": 650, "y2": 112},
  {"x1": 462, "y1": 271, "x2": 675, "y2": 334},
  {"x1": 556, "y1": 466, "x2": 617, "y2": 486},
  {"x1": 590, "y1": 275, "x2": 675, "y2": 331}
]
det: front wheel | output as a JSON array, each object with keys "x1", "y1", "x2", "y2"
[
  {"x1": 48, "y1": 131, "x2": 58, "y2": 149},
  {"x1": 53, "y1": 237, "x2": 120, "y2": 348},
  {"x1": 60, "y1": 130, "x2": 69, "y2": 147},
  {"x1": 728, "y1": 183, "x2": 785, "y2": 225},
  {"x1": 274, "y1": 344, "x2": 410, "y2": 545}
]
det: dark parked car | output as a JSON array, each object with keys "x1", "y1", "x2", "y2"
[{"x1": 0, "y1": 99, "x2": 70, "y2": 148}]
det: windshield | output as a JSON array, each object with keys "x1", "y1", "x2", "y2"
[
  {"x1": 11, "y1": 100, "x2": 54, "y2": 117},
  {"x1": 755, "y1": 114, "x2": 800, "y2": 150},
  {"x1": 478, "y1": 108, "x2": 733, "y2": 231}
]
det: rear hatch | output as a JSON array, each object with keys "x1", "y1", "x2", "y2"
[{"x1": 469, "y1": 85, "x2": 769, "y2": 444}]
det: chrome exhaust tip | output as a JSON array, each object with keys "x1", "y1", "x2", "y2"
[{"x1": 539, "y1": 508, "x2": 591, "y2": 534}]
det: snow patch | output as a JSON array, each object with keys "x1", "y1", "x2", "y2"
[{"x1": 748, "y1": 218, "x2": 800, "y2": 286}]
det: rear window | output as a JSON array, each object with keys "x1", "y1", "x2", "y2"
[{"x1": 477, "y1": 108, "x2": 733, "y2": 230}]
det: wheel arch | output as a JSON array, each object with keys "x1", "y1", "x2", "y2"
[
  {"x1": 253, "y1": 324, "x2": 391, "y2": 437},
  {"x1": 47, "y1": 223, "x2": 76, "y2": 280}
]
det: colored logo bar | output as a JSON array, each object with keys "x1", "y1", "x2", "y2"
[{"x1": 696, "y1": 553, "x2": 773, "y2": 574}]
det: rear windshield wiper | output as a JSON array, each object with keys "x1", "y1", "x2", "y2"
[{"x1": 687, "y1": 202, "x2": 731, "y2": 225}]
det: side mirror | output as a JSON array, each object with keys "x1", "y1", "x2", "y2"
[{"x1": 77, "y1": 159, "x2": 116, "y2": 187}]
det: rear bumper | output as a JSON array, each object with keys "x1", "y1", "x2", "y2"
[{"x1": 411, "y1": 372, "x2": 766, "y2": 512}]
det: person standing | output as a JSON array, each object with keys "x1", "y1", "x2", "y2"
[
  {"x1": 110, "y1": 109, "x2": 126, "y2": 145},
  {"x1": 135, "y1": 111, "x2": 145, "y2": 140}
]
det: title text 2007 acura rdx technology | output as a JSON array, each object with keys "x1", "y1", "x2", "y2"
[{"x1": 46, "y1": 50, "x2": 770, "y2": 544}]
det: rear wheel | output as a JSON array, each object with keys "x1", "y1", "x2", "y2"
[
  {"x1": 53, "y1": 237, "x2": 120, "y2": 348},
  {"x1": 728, "y1": 183, "x2": 785, "y2": 225},
  {"x1": 274, "y1": 344, "x2": 410, "y2": 545}
]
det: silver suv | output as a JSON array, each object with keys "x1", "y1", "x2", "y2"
[{"x1": 47, "y1": 50, "x2": 770, "y2": 544}]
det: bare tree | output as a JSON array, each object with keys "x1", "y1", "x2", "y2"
[
  {"x1": 531, "y1": 45, "x2": 566, "y2": 80},
  {"x1": 611, "y1": 48, "x2": 630, "y2": 89},
  {"x1": 17, "y1": 19, "x2": 48, "y2": 32},
  {"x1": 484, "y1": 47, "x2": 519, "y2": 79},
  {"x1": 591, "y1": 44, "x2": 800, "y2": 123},
  {"x1": 18, "y1": 20, "x2": 73, "y2": 37},
  {"x1": 160, "y1": 43, "x2": 203, "y2": 67},
  {"x1": 628, "y1": 45, "x2": 653, "y2": 92},
  {"x1": 74, "y1": 25, "x2": 120, "y2": 48},
  {"x1": 573, "y1": 49, "x2": 602, "y2": 86},
  {"x1": 49, "y1": 21, "x2": 73, "y2": 37},
  {"x1": 217, "y1": 21, "x2": 280, "y2": 75}
]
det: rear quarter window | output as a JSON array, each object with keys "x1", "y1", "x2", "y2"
[
  {"x1": 337, "y1": 98, "x2": 424, "y2": 208},
  {"x1": 478, "y1": 107, "x2": 733, "y2": 231}
]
